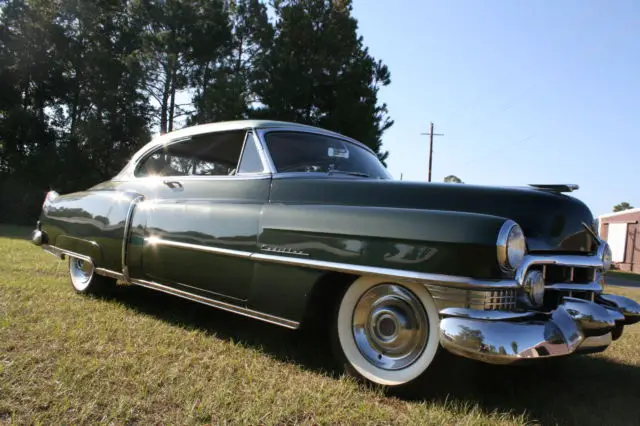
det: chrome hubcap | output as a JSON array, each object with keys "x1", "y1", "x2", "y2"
[
  {"x1": 352, "y1": 284, "x2": 429, "y2": 370},
  {"x1": 70, "y1": 258, "x2": 93, "y2": 288}
]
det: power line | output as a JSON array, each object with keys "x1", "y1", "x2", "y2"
[{"x1": 420, "y1": 122, "x2": 444, "y2": 182}]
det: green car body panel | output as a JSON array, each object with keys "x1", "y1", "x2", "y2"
[
  {"x1": 37, "y1": 120, "x2": 596, "y2": 323},
  {"x1": 31, "y1": 119, "x2": 640, "y2": 371},
  {"x1": 38, "y1": 177, "x2": 596, "y2": 322}
]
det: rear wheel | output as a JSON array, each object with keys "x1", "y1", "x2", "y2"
[
  {"x1": 68, "y1": 257, "x2": 115, "y2": 295},
  {"x1": 331, "y1": 276, "x2": 441, "y2": 389}
]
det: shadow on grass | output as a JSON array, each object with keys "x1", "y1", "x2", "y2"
[
  {"x1": 99, "y1": 284, "x2": 640, "y2": 426},
  {"x1": 0, "y1": 224, "x2": 33, "y2": 240}
]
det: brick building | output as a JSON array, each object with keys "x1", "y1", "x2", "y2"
[{"x1": 598, "y1": 208, "x2": 640, "y2": 272}]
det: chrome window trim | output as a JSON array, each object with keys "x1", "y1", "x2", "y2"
[
  {"x1": 130, "y1": 129, "x2": 265, "y2": 180},
  {"x1": 255, "y1": 126, "x2": 375, "y2": 155},
  {"x1": 130, "y1": 174, "x2": 273, "y2": 185},
  {"x1": 236, "y1": 130, "x2": 270, "y2": 176},
  {"x1": 234, "y1": 131, "x2": 252, "y2": 173},
  {"x1": 249, "y1": 130, "x2": 277, "y2": 174},
  {"x1": 254, "y1": 127, "x2": 392, "y2": 179}
]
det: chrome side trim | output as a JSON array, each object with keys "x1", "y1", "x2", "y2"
[
  {"x1": 143, "y1": 236, "x2": 518, "y2": 289},
  {"x1": 252, "y1": 252, "x2": 519, "y2": 290},
  {"x1": 95, "y1": 268, "x2": 125, "y2": 281},
  {"x1": 42, "y1": 245, "x2": 65, "y2": 259},
  {"x1": 130, "y1": 277, "x2": 299, "y2": 329},
  {"x1": 43, "y1": 244, "x2": 93, "y2": 263},
  {"x1": 122, "y1": 194, "x2": 145, "y2": 282},
  {"x1": 143, "y1": 237, "x2": 519, "y2": 289},
  {"x1": 145, "y1": 237, "x2": 252, "y2": 259},
  {"x1": 50, "y1": 235, "x2": 518, "y2": 291}
]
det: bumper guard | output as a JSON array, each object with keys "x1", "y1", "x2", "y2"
[{"x1": 439, "y1": 294, "x2": 640, "y2": 364}]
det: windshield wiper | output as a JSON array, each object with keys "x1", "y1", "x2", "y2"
[{"x1": 327, "y1": 170, "x2": 370, "y2": 178}]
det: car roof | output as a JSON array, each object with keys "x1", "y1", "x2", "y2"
[{"x1": 139, "y1": 120, "x2": 374, "y2": 155}]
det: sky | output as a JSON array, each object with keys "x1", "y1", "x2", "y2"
[{"x1": 350, "y1": 0, "x2": 640, "y2": 217}]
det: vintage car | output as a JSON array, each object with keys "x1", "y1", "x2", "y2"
[{"x1": 31, "y1": 119, "x2": 640, "y2": 389}]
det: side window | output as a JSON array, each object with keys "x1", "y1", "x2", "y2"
[
  {"x1": 237, "y1": 133, "x2": 265, "y2": 174},
  {"x1": 135, "y1": 130, "x2": 247, "y2": 177}
]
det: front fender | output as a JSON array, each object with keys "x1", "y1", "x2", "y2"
[{"x1": 258, "y1": 204, "x2": 508, "y2": 279}]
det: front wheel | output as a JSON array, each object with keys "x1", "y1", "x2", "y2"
[
  {"x1": 331, "y1": 276, "x2": 442, "y2": 389},
  {"x1": 68, "y1": 257, "x2": 115, "y2": 295}
]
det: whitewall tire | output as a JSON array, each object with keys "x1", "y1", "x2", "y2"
[
  {"x1": 68, "y1": 257, "x2": 115, "y2": 295},
  {"x1": 333, "y1": 276, "x2": 440, "y2": 387}
]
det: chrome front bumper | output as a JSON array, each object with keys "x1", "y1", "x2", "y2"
[{"x1": 439, "y1": 294, "x2": 640, "y2": 364}]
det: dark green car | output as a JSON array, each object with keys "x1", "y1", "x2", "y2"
[{"x1": 31, "y1": 120, "x2": 640, "y2": 389}]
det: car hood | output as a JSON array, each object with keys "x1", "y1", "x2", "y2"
[{"x1": 269, "y1": 177, "x2": 597, "y2": 253}]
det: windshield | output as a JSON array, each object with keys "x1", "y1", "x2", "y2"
[{"x1": 264, "y1": 131, "x2": 392, "y2": 179}]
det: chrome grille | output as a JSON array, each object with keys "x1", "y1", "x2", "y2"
[
  {"x1": 427, "y1": 285, "x2": 518, "y2": 311},
  {"x1": 542, "y1": 265, "x2": 595, "y2": 285}
]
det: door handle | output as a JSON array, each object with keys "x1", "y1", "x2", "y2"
[{"x1": 163, "y1": 180, "x2": 183, "y2": 189}]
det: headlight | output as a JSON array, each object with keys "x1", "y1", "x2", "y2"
[
  {"x1": 598, "y1": 242, "x2": 613, "y2": 271},
  {"x1": 497, "y1": 220, "x2": 527, "y2": 271},
  {"x1": 522, "y1": 270, "x2": 545, "y2": 307}
]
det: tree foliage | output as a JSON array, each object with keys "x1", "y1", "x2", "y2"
[
  {"x1": 443, "y1": 175, "x2": 463, "y2": 183},
  {"x1": 254, "y1": 0, "x2": 392, "y2": 162},
  {"x1": 613, "y1": 202, "x2": 633, "y2": 212},
  {"x1": 0, "y1": 0, "x2": 393, "y2": 224}
]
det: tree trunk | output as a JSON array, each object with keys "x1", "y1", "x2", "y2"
[
  {"x1": 70, "y1": 80, "x2": 81, "y2": 136},
  {"x1": 159, "y1": 69, "x2": 170, "y2": 134},
  {"x1": 168, "y1": 65, "x2": 177, "y2": 133},
  {"x1": 199, "y1": 61, "x2": 210, "y2": 123}
]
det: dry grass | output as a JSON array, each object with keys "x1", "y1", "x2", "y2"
[{"x1": 1, "y1": 224, "x2": 640, "y2": 425}]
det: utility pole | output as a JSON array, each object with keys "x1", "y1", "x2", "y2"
[{"x1": 420, "y1": 122, "x2": 444, "y2": 182}]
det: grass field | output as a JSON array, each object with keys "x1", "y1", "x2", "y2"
[
  {"x1": 609, "y1": 270, "x2": 640, "y2": 282},
  {"x1": 2, "y1": 224, "x2": 640, "y2": 425}
]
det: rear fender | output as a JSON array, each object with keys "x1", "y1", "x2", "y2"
[{"x1": 40, "y1": 189, "x2": 144, "y2": 271}]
